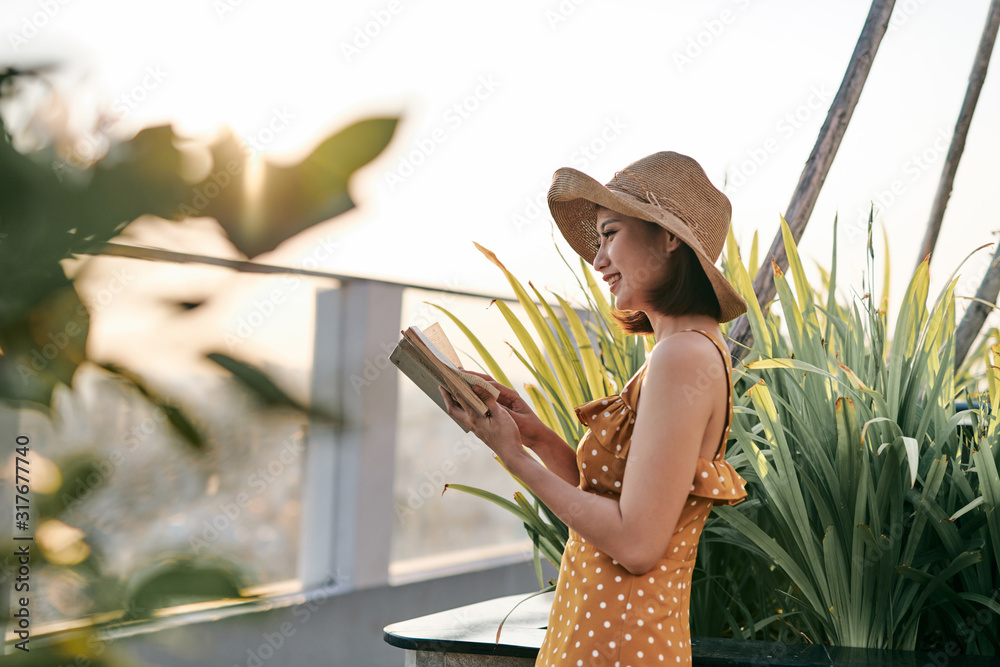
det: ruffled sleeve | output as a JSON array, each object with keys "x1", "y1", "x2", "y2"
[
  {"x1": 572, "y1": 366, "x2": 645, "y2": 459},
  {"x1": 689, "y1": 457, "x2": 747, "y2": 505}
]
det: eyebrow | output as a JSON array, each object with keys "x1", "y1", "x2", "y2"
[{"x1": 598, "y1": 218, "x2": 621, "y2": 232}]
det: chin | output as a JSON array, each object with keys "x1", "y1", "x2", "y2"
[{"x1": 613, "y1": 293, "x2": 635, "y2": 311}]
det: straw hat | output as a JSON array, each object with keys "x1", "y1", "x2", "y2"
[{"x1": 547, "y1": 151, "x2": 748, "y2": 323}]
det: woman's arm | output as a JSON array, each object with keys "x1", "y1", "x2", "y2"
[
  {"x1": 442, "y1": 335, "x2": 719, "y2": 575},
  {"x1": 524, "y1": 426, "x2": 580, "y2": 487}
]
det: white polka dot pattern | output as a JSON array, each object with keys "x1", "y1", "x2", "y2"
[{"x1": 535, "y1": 329, "x2": 747, "y2": 666}]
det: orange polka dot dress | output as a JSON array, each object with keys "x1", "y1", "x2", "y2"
[{"x1": 535, "y1": 329, "x2": 747, "y2": 667}]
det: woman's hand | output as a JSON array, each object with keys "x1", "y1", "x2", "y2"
[
  {"x1": 438, "y1": 384, "x2": 526, "y2": 466},
  {"x1": 460, "y1": 371, "x2": 556, "y2": 450}
]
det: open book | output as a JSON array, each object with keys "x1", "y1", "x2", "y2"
[{"x1": 390, "y1": 322, "x2": 500, "y2": 432}]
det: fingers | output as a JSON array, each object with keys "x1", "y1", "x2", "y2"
[
  {"x1": 484, "y1": 380, "x2": 519, "y2": 404},
  {"x1": 463, "y1": 370, "x2": 515, "y2": 396},
  {"x1": 475, "y1": 390, "x2": 500, "y2": 421},
  {"x1": 471, "y1": 385, "x2": 494, "y2": 401},
  {"x1": 443, "y1": 385, "x2": 499, "y2": 425},
  {"x1": 441, "y1": 386, "x2": 488, "y2": 431},
  {"x1": 440, "y1": 384, "x2": 478, "y2": 417},
  {"x1": 473, "y1": 386, "x2": 511, "y2": 417},
  {"x1": 438, "y1": 386, "x2": 466, "y2": 423},
  {"x1": 465, "y1": 386, "x2": 494, "y2": 413}
]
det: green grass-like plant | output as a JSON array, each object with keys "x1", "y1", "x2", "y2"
[
  {"x1": 712, "y1": 212, "x2": 1000, "y2": 653},
  {"x1": 442, "y1": 215, "x2": 1000, "y2": 654}
]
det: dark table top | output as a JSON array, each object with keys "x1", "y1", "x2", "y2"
[
  {"x1": 384, "y1": 592, "x2": 549, "y2": 659},
  {"x1": 384, "y1": 592, "x2": 998, "y2": 666}
]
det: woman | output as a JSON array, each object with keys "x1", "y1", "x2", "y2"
[{"x1": 439, "y1": 151, "x2": 749, "y2": 666}]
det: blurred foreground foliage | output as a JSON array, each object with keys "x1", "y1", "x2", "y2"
[
  {"x1": 1, "y1": 66, "x2": 397, "y2": 658},
  {"x1": 0, "y1": 67, "x2": 396, "y2": 415}
]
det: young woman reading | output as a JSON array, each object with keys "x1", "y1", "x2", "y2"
[{"x1": 439, "y1": 151, "x2": 749, "y2": 666}]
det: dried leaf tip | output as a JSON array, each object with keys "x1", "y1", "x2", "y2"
[{"x1": 474, "y1": 241, "x2": 508, "y2": 271}]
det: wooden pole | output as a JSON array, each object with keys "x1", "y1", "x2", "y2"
[
  {"x1": 727, "y1": 0, "x2": 896, "y2": 363},
  {"x1": 955, "y1": 238, "x2": 1000, "y2": 371},
  {"x1": 915, "y1": 0, "x2": 1000, "y2": 274}
]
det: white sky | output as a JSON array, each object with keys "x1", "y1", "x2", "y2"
[{"x1": 3, "y1": 0, "x2": 1000, "y2": 377}]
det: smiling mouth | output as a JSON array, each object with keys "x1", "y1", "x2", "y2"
[{"x1": 608, "y1": 274, "x2": 621, "y2": 287}]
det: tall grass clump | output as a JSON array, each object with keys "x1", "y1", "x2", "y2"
[
  {"x1": 440, "y1": 216, "x2": 999, "y2": 654},
  {"x1": 706, "y1": 213, "x2": 999, "y2": 654}
]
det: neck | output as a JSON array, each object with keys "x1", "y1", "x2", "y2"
[{"x1": 647, "y1": 311, "x2": 722, "y2": 345}]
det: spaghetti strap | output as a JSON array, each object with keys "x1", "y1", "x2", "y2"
[{"x1": 680, "y1": 328, "x2": 733, "y2": 461}]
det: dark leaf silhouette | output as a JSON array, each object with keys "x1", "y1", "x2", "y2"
[
  {"x1": 206, "y1": 351, "x2": 343, "y2": 425},
  {"x1": 122, "y1": 557, "x2": 248, "y2": 620},
  {"x1": 99, "y1": 362, "x2": 206, "y2": 450},
  {"x1": 0, "y1": 282, "x2": 88, "y2": 405},
  {"x1": 197, "y1": 117, "x2": 398, "y2": 257}
]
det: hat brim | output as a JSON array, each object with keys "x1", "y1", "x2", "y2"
[{"x1": 548, "y1": 167, "x2": 748, "y2": 323}]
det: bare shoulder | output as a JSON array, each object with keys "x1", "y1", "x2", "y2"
[
  {"x1": 640, "y1": 331, "x2": 726, "y2": 414},
  {"x1": 630, "y1": 332, "x2": 726, "y2": 462},
  {"x1": 644, "y1": 330, "x2": 724, "y2": 381}
]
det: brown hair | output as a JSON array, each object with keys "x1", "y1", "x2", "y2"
[{"x1": 610, "y1": 220, "x2": 722, "y2": 334}]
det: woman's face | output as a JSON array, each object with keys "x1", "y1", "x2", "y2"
[{"x1": 593, "y1": 207, "x2": 680, "y2": 312}]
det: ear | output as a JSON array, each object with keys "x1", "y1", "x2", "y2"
[{"x1": 664, "y1": 230, "x2": 682, "y2": 254}]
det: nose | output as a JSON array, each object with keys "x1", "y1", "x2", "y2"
[{"x1": 593, "y1": 238, "x2": 609, "y2": 272}]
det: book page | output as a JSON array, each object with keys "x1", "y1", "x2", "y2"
[
  {"x1": 409, "y1": 325, "x2": 462, "y2": 372},
  {"x1": 419, "y1": 323, "x2": 498, "y2": 398},
  {"x1": 390, "y1": 340, "x2": 471, "y2": 433},
  {"x1": 422, "y1": 322, "x2": 463, "y2": 368},
  {"x1": 401, "y1": 324, "x2": 501, "y2": 410}
]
